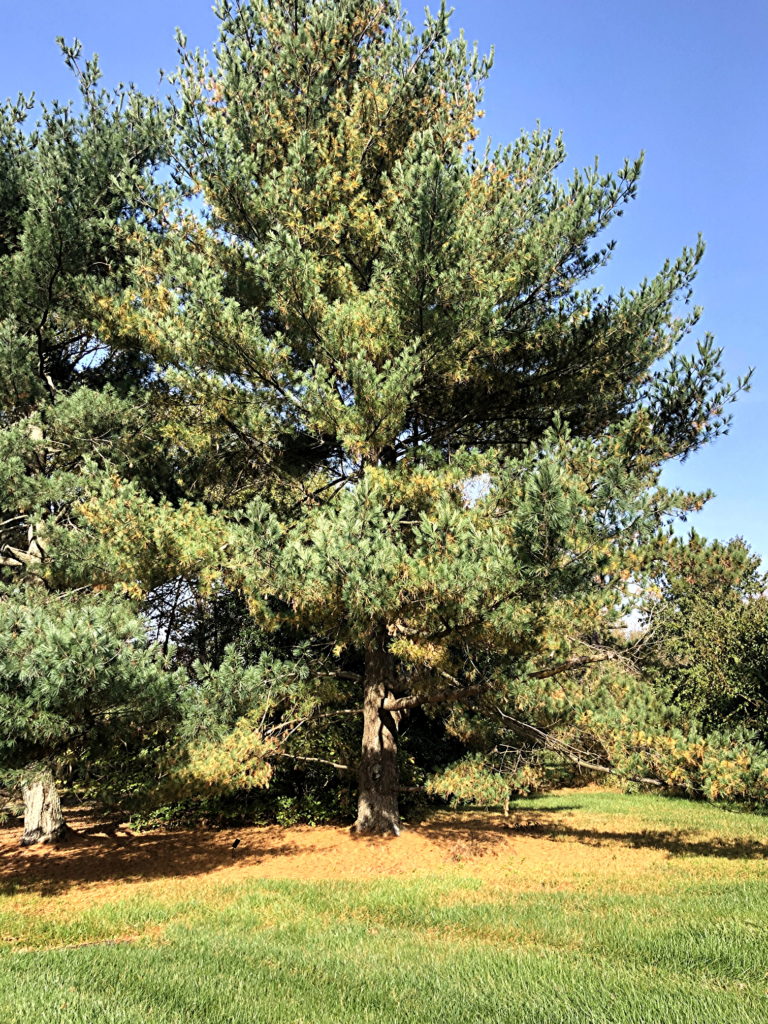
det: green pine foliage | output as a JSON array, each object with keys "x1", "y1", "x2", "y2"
[
  {"x1": 0, "y1": 44, "x2": 178, "y2": 802},
  {"x1": 642, "y1": 532, "x2": 768, "y2": 729},
  {"x1": 0, "y1": 586, "x2": 180, "y2": 796},
  {"x1": 0, "y1": 2, "x2": 759, "y2": 824}
]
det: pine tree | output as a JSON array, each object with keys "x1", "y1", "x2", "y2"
[
  {"x1": 0, "y1": 46, "x2": 176, "y2": 841},
  {"x1": 0, "y1": 588, "x2": 180, "y2": 843},
  {"x1": 66, "y1": 1, "x2": 746, "y2": 833},
  {"x1": 643, "y1": 532, "x2": 768, "y2": 729}
]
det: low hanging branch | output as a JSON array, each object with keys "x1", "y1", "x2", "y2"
[
  {"x1": 272, "y1": 752, "x2": 425, "y2": 792},
  {"x1": 261, "y1": 649, "x2": 659, "y2": 793},
  {"x1": 495, "y1": 709, "x2": 665, "y2": 789}
]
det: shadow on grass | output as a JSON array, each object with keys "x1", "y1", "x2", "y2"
[
  {"x1": 4, "y1": 803, "x2": 767, "y2": 900},
  {"x1": 0, "y1": 816, "x2": 311, "y2": 898},
  {"x1": 419, "y1": 812, "x2": 768, "y2": 861}
]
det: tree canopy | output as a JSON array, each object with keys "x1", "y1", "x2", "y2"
[{"x1": 0, "y1": 0, "x2": 754, "y2": 838}]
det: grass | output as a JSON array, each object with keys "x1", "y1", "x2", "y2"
[{"x1": 2, "y1": 790, "x2": 768, "y2": 1023}]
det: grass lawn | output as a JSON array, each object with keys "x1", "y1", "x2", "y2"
[{"x1": 2, "y1": 790, "x2": 768, "y2": 1023}]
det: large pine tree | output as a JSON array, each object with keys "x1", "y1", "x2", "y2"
[{"x1": 10, "y1": 1, "x2": 746, "y2": 835}]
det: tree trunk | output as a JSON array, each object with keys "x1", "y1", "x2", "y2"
[
  {"x1": 21, "y1": 772, "x2": 69, "y2": 846},
  {"x1": 353, "y1": 633, "x2": 401, "y2": 835}
]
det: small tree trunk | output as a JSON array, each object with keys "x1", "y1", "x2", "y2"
[
  {"x1": 353, "y1": 633, "x2": 401, "y2": 835},
  {"x1": 21, "y1": 772, "x2": 69, "y2": 846}
]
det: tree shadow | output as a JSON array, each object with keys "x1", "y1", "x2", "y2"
[
  {"x1": 4, "y1": 805, "x2": 766, "y2": 901},
  {"x1": 416, "y1": 815, "x2": 513, "y2": 860},
  {"x1": 504, "y1": 819, "x2": 768, "y2": 859},
  {"x1": 417, "y1": 810, "x2": 768, "y2": 861},
  {"x1": 0, "y1": 819, "x2": 311, "y2": 898}
]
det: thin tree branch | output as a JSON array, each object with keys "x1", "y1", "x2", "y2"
[
  {"x1": 495, "y1": 709, "x2": 664, "y2": 788},
  {"x1": 266, "y1": 707, "x2": 361, "y2": 737},
  {"x1": 273, "y1": 752, "x2": 353, "y2": 772}
]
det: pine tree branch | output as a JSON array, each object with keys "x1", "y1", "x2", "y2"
[
  {"x1": 273, "y1": 752, "x2": 353, "y2": 773},
  {"x1": 528, "y1": 655, "x2": 618, "y2": 680},
  {"x1": 359, "y1": 20, "x2": 446, "y2": 163},
  {"x1": 495, "y1": 709, "x2": 665, "y2": 788},
  {"x1": 382, "y1": 681, "x2": 486, "y2": 712},
  {"x1": 320, "y1": 670, "x2": 363, "y2": 682},
  {"x1": 381, "y1": 652, "x2": 625, "y2": 713}
]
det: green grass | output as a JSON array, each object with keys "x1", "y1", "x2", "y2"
[
  {"x1": 517, "y1": 788, "x2": 768, "y2": 839},
  {"x1": 2, "y1": 791, "x2": 768, "y2": 1023}
]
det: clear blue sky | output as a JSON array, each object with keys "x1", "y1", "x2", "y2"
[{"x1": 2, "y1": 1, "x2": 766, "y2": 561}]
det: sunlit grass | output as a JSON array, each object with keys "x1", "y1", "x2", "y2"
[{"x1": 2, "y1": 792, "x2": 768, "y2": 1024}]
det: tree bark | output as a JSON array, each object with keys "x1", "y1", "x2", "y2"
[
  {"x1": 352, "y1": 633, "x2": 401, "y2": 835},
  {"x1": 21, "y1": 771, "x2": 70, "y2": 846}
]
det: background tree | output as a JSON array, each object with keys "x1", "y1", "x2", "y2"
[
  {"x1": 0, "y1": 588, "x2": 179, "y2": 844},
  {"x1": 642, "y1": 532, "x2": 768, "y2": 730}
]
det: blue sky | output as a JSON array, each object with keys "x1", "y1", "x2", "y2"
[{"x1": 2, "y1": 1, "x2": 766, "y2": 561}]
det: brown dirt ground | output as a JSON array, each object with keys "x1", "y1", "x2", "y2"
[{"x1": 2, "y1": 791, "x2": 765, "y2": 915}]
